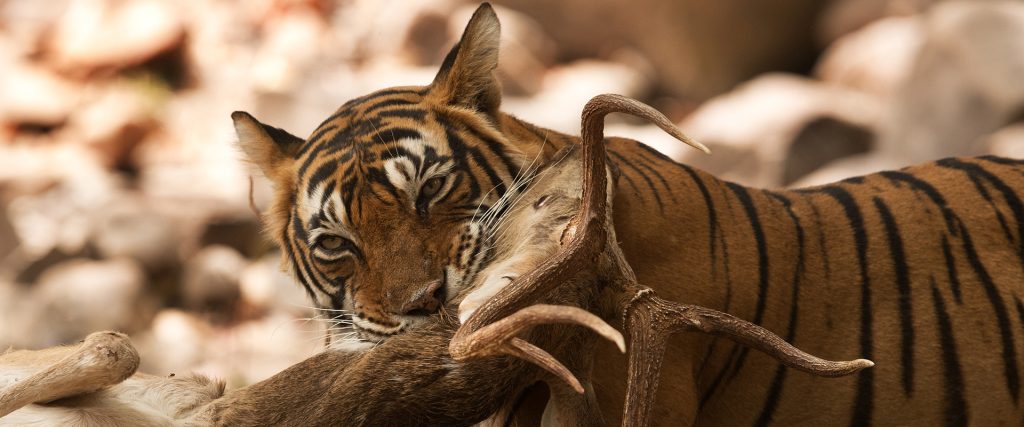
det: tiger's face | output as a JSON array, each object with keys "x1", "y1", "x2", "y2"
[
  {"x1": 273, "y1": 86, "x2": 518, "y2": 342},
  {"x1": 233, "y1": 5, "x2": 545, "y2": 344}
]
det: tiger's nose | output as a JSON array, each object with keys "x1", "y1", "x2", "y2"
[{"x1": 400, "y1": 279, "x2": 445, "y2": 316}]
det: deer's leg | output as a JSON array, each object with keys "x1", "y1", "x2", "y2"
[{"x1": 0, "y1": 331, "x2": 139, "y2": 418}]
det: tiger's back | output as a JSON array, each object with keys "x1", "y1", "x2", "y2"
[{"x1": 600, "y1": 139, "x2": 1024, "y2": 425}]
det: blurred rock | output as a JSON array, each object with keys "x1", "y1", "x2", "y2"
[
  {"x1": 817, "y1": 0, "x2": 936, "y2": 45},
  {"x1": 678, "y1": 74, "x2": 880, "y2": 187},
  {"x1": 495, "y1": 0, "x2": 829, "y2": 100},
  {"x1": 239, "y1": 254, "x2": 310, "y2": 316},
  {"x1": 5, "y1": 169, "x2": 116, "y2": 258},
  {"x1": 91, "y1": 197, "x2": 182, "y2": 272},
  {"x1": 63, "y1": 83, "x2": 161, "y2": 173},
  {"x1": 0, "y1": 141, "x2": 110, "y2": 194},
  {"x1": 134, "y1": 308, "x2": 319, "y2": 388},
  {"x1": 135, "y1": 309, "x2": 212, "y2": 375},
  {"x1": 31, "y1": 258, "x2": 152, "y2": 346},
  {"x1": 790, "y1": 152, "x2": 900, "y2": 188},
  {"x1": 199, "y1": 214, "x2": 268, "y2": 259},
  {"x1": 0, "y1": 43, "x2": 79, "y2": 131},
  {"x1": 984, "y1": 123, "x2": 1024, "y2": 158},
  {"x1": 45, "y1": 0, "x2": 186, "y2": 76},
  {"x1": 11, "y1": 248, "x2": 86, "y2": 285},
  {"x1": 782, "y1": 116, "x2": 875, "y2": 185},
  {"x1": 136, "y1": 90, "x2": 254, "y2": 204},
  {"x1": 0, "y1": 0, "x2": 73, "y2": 56},
  {"x1": 250, "y1": 6, "x2": 327, "y2": 94},
  {"x1": 197, "y1": 312, "x2": 320, "y2": 388},
  {"x1": 0, "y1": 280, "x2": 32, "y2": 348},
  {"x1": 0, "y1": 203, "x2": 15, "y2": 265},
  {"x1": 504, "y1": 59, "x2": 650, "y2": 134},
  {"x1": 182, "y1": 245, "x2": 245, "y2": 317},
  {"x1": 816, "y1": 16, "x2": 925, "y2": 99},
  {"x1": 402, "y1": 9, "x2": 452, "y2": 66},
  {"x1": 880, "y1": 1, "x2": 1024, "y2": 163}
]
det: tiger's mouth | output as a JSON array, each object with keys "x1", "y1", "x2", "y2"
[
  {"x1": 336, "y1": 235, "x2": 496, "y2": 346},
  {"x1": 351, "y1": 315, "x2": 405, "y2": 338},
  {"x1": 353, "y1": 326, "x2": 396, "y2": 343}
]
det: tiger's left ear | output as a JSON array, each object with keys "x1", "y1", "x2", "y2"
[
  {"x1": 430, "y1": 3, "x2": 502, "y2": 116},
  {"x1": 232, "y1": 111, "x2": 304, "y2": 184}
]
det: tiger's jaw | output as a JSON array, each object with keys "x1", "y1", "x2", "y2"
[
  {"x1": 338, "y1": 268, "x2": 476, "y2": 346},
  {"x1": 331, "y1": 223, "x2": 494, "y2": 347}
]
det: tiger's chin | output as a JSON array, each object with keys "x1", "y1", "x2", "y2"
[
  {"x1": 354, "y1": 328, "x2": 393, "y2": 344},
  {"x1": 324, "y1": 323, "x2": 400, "y2": 352},
  {"x1": 325, "y1": 263, "x2": 489, "y2": 350}
]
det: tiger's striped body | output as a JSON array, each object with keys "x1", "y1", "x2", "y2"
[
  {"x1": 234, "y1": 4, "x2": 1024, "y2": 425},
  {"x1": 594, "y1": 141, "x2": 1024, "y2": 425}
]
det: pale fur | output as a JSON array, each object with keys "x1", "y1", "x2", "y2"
[
  {"x1": 458, "y1": 149, "x2": 581, "y2": 323},
  {"x1": 0, "y1": 332, "x2": 224, "y2": 426}
]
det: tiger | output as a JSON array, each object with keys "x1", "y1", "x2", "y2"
[{"x1": 234, "y1": 3, "x2": 1024, "y2": 425}]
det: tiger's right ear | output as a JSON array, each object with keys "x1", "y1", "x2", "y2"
[
  {"x1": 232, "y1": 111, "x2": 303, "y2": 183},
  {"x1": 429, "y1": 3, "x2": 502, "y2": 116}
]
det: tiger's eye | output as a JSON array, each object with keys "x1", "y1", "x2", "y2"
[
  {"x1": 319, "y1": 236, "x2": 344, "y2": 251},
  {"x1": 421, "y1": 177, "x2": 444, "y2": 199}
]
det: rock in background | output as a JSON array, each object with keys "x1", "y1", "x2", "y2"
[{"x1": 1, "y1": 0, "x2": 1022, "y2": 387}]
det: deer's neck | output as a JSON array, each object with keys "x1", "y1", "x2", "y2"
[{"x1": 496, "y1": 117, "x2": 809, "y2": 325}]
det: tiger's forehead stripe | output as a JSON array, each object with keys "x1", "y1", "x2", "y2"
[
  {"x1": 444, "y1": 126, "x2": 510, "y2": 200},
  {"x1": 300, "y1": 124, "x2": 337, "y2": 157},
  {"x1": 295, "y1": 88, "x2": 427, "y2": 163}
]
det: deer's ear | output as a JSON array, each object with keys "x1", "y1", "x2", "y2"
[
  {"x1": 232, "y1": 111, "x2": 303, "y2": 183},
  {"x1": 429, "y1": 3, "x2": 502, "y2": 116}
]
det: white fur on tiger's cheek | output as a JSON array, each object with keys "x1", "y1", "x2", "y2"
[{"x1": 445, "y1": 265, "x2": 467, "y2": 296}]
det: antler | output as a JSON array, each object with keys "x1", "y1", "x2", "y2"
[
  {"x1": 617, "y1": 287, "x2": 873, "y2": 426},
  {"x1": 450, "y1": 94, "x2": 873, "y2": 426},
  {"x1": 451, "y1": 304, "x2": 624, "y2": 393}
]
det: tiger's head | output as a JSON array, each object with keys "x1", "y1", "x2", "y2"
[{"x1": 233, "y1": 4, "x2": 555, "y2": 345}]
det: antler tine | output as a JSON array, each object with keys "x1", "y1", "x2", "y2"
[
  {"x1": 451, "y1": 305, "x2": 625, "y2": 393},
  {"x1": 620, "y1": 288, "x2": 874, "y2": 427},
  {"x1": 629, "y1": 290, "x2": 873, "y2": 376},
  {"x1": 584, "y1": 94, "x2": 710, "y2": 155}
]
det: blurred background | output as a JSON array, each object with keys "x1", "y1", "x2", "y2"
[{"x1": 1, "y1": 0, "x2": 1022, "y2": 388}]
